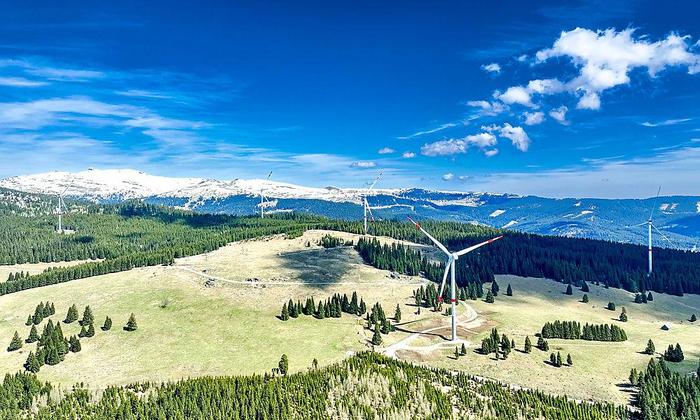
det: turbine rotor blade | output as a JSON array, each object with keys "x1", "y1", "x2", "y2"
[
  {"x1": 366, "y1": 203, "x2": 376, "y2": 223},
  {"x1": 648, "y1": 186, "x2": 661, "y2": 221},
  {"x1": 437, "y1": 256, "x2": 452, "y2": 303},
  {"x1": 367, "y1": 171, "x2": 383, "y2": 192},
  {"x1": 454, "y1": 235, "x2": 504, "y2": 257},
  {"x1": 652, "y1": 224, "x2": 674, "y2": 248},
  {"x1": 406, "y1": 217, "x2": 450, "y2": 256}
]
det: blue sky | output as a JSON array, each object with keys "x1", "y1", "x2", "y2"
[{"x1": 0, "y1": 0, "x2": 699, "y2": 198}]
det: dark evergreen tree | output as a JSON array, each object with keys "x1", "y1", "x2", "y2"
[
  {"x1": 581, "y1": 281, "x2": 590, "y2": 292},
  {"x1": 23, "y1": 351, "x2": 40, "y2": 373},
  {"x1": 124, "y1": 313, "x2": 138, "y2": 331},
  {"x1": 278, "y1": 354, "x2": 288, "y2": 375},
  {"x1": 485, "y1": 290, "x2": 494, "y2": 303},
  {"x1": 524, "y1": 336, "x2": 532, "y2": 353},
  {"x1": 394, "y1": 304, "x2": 401, "y2": 323},
  {"x1": 565, "y1": 284, "x2": 573, "y2": 295},
  {"x1": 25, "y1": 315, "x2": 32, "y2": 326},
  {"x1": 663, "y1": 343, "x2": 684, "y2": 362},
  {"x1": 491, "y1": 280, "x2": 499, "y2": 296},
  {"x1": 69, "y1": 335, "x2": 81, "y2": 353},
  {"x1": 64, "y1": 304, "x2": 79, "y2": 324},
  {"x1": 460, "y1": 343, "x2": 467, "y2": 356},
  {"x1": 80, "y1": 305, "x2": 94, "y2": 326},
  {"x1": 280, "y1": 303, "x2": 289, "y2": 321},
  {"x1": 556, "y1": 352, "x2": 562, "y2": 367},
  {"x1": 607, "y1": 302, "x2": 616, "y2": 311},
  {"x1": 567, "y1": 353, "x2": 573, "y2": 366},
  {"x1": 86, "y1": 323, "x2": 95, "y2": 338},
  {"x1": 644, "y1": 339, "x2": 655, "y2": 355},
  {"x1": 582, "y1": 294, "x2": 589, "y2": 303},
  {"x1": 101, "y1": 316, "x2": 112, "y2": 331},
  {"x1": 647, "y1": 292, "x2": 653, "y2": 301},
  {"x1": 691, "y1": 314, "x2": 697, "y2": 322},
  {"x1": 506, "y1": 284, "x2": 513, "y2": 296},
  {"x1": 7, "y1": 331, "x2": 22, "y2": 352},
  {"x1": 26, "y1": 325, "x2": 39, "y2": 343},
  {"x1": 371, "y1": 322, "x2": 382, "y2": 346}
]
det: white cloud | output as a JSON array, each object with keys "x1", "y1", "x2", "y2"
[
  {"x1": 482, "y1": 63, "x2": 501, "y2": 74},
  {"x1": 517, "y1": 54, "x2": 528, "y2": 62},
  {"x1": 484, "y1": 149, "x2": 499, "y2": 157},
  {"x1": 442, "y1": 173, "x2": 454, "y2": 181},
  {"x1": 349, "y1": 161, "x2": 377, "y2": 168},
  {"x1": 421, "y1": 139, "x2": 469, "y2": 157},
  {"x1": 495, "y1": 86, "x2": 534, "y2": 107},
  {"x1": 641, "y1": 118, "x2": 691, "y2": 127},
  {"x1": 0, "y1": 58, "x2": 105, "y2": 82},
  {"x1": 526, "y1": 78, "x2": 566, "y2": 95},
  {"x1": 523, "y1": 111, "x2": 545, "y2": 125},
  {"x1": 483, "y1": 123, "x2": 531, "y2": 152},
  {"x1": 402, "y1": 151, "x2": 416, "y2": 158},
  {"x1": 548, "y1": 106, "x2": 569, "y2": 124},
  {"x1": 536, "y1": 28, "x2": 700, "y2": 109},
  {"x1": 0, "y1": 77, "x2": 48, "y2": 87},
  {"x1": 466, "y1": 100, "x2": 507, "y2": 116},
  {"x1": 378, "y1": 147, "x2": 395, "y2": 154},
  {"x1": 420, "y1": 133, "x2": 497, "y2": 157}
]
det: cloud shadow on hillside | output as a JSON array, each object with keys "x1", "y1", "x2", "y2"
[{"x1": 276, "y1": 246, "x2": 357, "y2": 288}]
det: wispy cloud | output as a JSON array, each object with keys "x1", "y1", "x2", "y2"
[
  {"x1": 349, "y1": 161, "x2": 377, "y2": 168},
  {"x1": 377, "y1": 147, "x2": 395, "y2": 154},
  {"x1": 397, "y1": 122, "x2": 461, "y2": 139},
  {"x1": 641, "y1": 118, "x2": 692, "y2": 127},
  {"x1": 0, "y1": 76, "x2": 48, "y2": 87}
]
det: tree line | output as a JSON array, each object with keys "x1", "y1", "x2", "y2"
[{"x1": 540, "y1": 321, "x2": 628, "y2": 342}]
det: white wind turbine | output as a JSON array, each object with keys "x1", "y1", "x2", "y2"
[
  {"x1": 55, "y1": 184, "x2": 71, "y2": 233},
  {"x1": 632, "y1": 187, "x2": 673, "y2": 275},
  {"x1": 408, "y1": 217, "x2": 503, "y2": 341},
  {"x1": 362, "y1": 172, "x2": 382, "y2": 234},
  {"x1": 258, "y1": 171, "x2": 276, "y2": 218}
]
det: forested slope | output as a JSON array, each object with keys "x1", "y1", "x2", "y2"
[{"x1": 0, "y1": 352, "x2": 627, "y2": 419}]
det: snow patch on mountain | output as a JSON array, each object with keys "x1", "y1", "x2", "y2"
[
  {"x1": 489, "y1": 209, "x2": 506, "y2": 218},
  {"x1": 501, "y1": 220, "x2": 518, "y2": 229}
]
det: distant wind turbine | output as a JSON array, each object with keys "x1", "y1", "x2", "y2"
[
  {"x1": 55, "y1": 184, "x2": 71, "y2": 233},
  {"x1": 408, "y1": 217, "x2": 503, "y2": 342},
  {"x1": 631, "y1": 187, "x2": 674, "y2": 275},
  {"x1": 362, "y1": 172, "x2": 383, "y2": 234},
  {"x1": 258, "y1": 171, "x2": 276, "y2": 218}
]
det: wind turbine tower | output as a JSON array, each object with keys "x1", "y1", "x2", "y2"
[
  {"x1": 635, "y1": 186, "x2": 673, "y2": 275},
  {"x1": 362, "y1": 172, "x2": 382, "y2": 234},
  {"x1": 408, "y1": 217, "x2": 503, "y2": 341},
  {"x1": 55, "y1": 184, "x2": 71, "y2": 234},
  {"x1": 259, "y1": 171, "x2": 274, "y2": 218}
]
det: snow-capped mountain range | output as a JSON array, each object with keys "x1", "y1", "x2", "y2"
[{"x1": 2, "y1": 168, "x2": 699, "y2": 249}]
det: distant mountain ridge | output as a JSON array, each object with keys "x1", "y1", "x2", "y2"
[{"x1": 2, "y1": 168, "x2": 699, "y2": 250}]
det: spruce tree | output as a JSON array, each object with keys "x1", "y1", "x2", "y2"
[
  {"x1": 280, "y1": 303, "x2": 289, "y2": 321},
  {"x1": 550, "y1": 353, "x2": 556, "y2": 366},
  {"x1": 454, "y1": 346, "x2": 460, "y2": 359},
  {"x1": 86, "y1": 323, "x2": 95, "y2": 337},
  {"x1": 619, "y1": 308, "x2": 628, "y2": 322},
  {"x1": 78, "y1": 325, "x2": 87, "y2": 338},
  {"x1": 101, "y1": 316, "x2": 112, "y2": 331},
  {"x1": 7, "y1": 331, "x2": 22, "y2": 352},
  {"x1": 506, "y1": 284, "x2": 513, "y2": 296},
  {"x1": 491, "y1": 280, "x2": 499, "y2": 296},
  {"x1": 394, "y1": 304, "x2": 401, "y2": 323},
  {"x1": 485, "y1": 290, "x2": 495, "y2": 303},
  {"x1": 46, "y1": 347, "x2": 60, "y2": 366},
  {"x1": 524, "y1": 336, "x2": 532, "y2": 353},
  {"x1": 49, "y1": 302, "x2": 56, "y2": 316},
  {"x1": 644, "y1": 339, "x2": 655, "y2": 355},
  {"x1": 69, "y1": 335, "x2": 81, "y2": 353},
  {"x1": 278, "y1": 354, "x2": 288, "y2": 375},
  {"x1": 691, "y1": 314, "x2": 697, "y2": 322},
  {"x1": 556, "y1": 352, "x2": 562, "y2": 367},
  {"x1": 26, "y1": 325, "x2": 39, "y2": 343},
  {"x1": 565, "y1": 284, "x2": 573, "y2": 295},
  {"x1": 607, "y1": 302, "x2": 616, "y2": 311},
  {"x1": 567, "y1": 353, "x2": 573, "y2": 366},
  {"x1": 371, "y1": 322, "x2": 382, "y2": 346},
  {"x1": 24, "y1": 351, "x2": 40, "y2": 373},
  {"x1": 32, "y1": 303, "x2": 44, "y2": 325},
  {"x1": 581, "y1": 281, "x2": 590, "y2": 292},
  {"x1": 25, "y1": 315, "x2": 32, "y2": 326},
  {"x1": 64, "y1": 304, "x2": 79, "y2": 324},
  {"x1": 124, "y1": 313, "x2": 138, "y2": 331},
  {"x1": 582, "y1": 294, "x2": 589, "y2": 303},
  {"x1": 647, "y1": 292, "x2": 653, "y2": 301},
  {"x1": 460, "y1": 342, "x2": 467, "y2": 355},
  {"x1": 80, "y1": 306, "x2": 94, "y2": 326}
]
